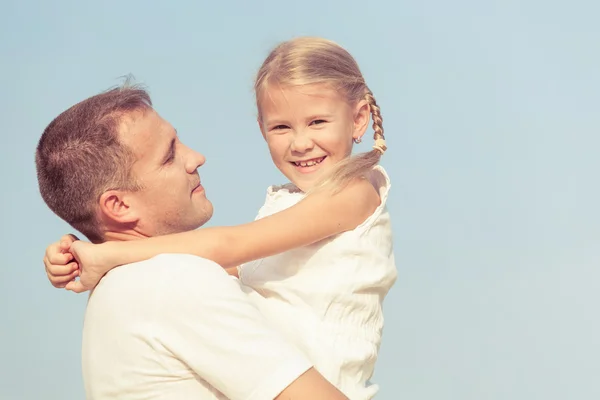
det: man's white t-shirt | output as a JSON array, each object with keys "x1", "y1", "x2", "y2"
[{"x1": 82, "y1": 253, "x2": 312, "y2": 400}]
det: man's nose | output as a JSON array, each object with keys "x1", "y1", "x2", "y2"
[
  {"x1": 290, "y1": 132, "x2": 315, "y2": 153},
  {"x1": 185, "y1": 148, "x2": 206, "y2": 174}
]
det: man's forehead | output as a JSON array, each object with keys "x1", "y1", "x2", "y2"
[
  {"x1": 117, "y1": 110, "x2": 174, "y2": 157},
  {"x1": 118, "y1": 110, "x2": 171, "y2": 140}
]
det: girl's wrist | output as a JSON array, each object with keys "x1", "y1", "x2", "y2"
[{"x1": 98, "y1": 241, "x2": 119, "y2": 270}]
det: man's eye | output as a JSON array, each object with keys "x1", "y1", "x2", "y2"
[{"x1": 164, "y1": 153, "x2": 175, "y2": 164}]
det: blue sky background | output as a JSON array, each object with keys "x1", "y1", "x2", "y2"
[{"x1": 1, "y1": 0, "x2": 598, "y2": 399}]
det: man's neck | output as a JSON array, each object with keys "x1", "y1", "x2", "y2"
[{"x1": 103, "y1": 230, "x2": 150, "y2": 242}]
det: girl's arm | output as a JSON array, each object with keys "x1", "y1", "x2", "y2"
[
  {"x1": 109, "y1": 178, "x2": 377, "y2": 265},
  {"x1": 66, "y1": 178, "x2": 379, "y2": 292}
]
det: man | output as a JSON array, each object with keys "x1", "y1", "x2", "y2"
[{"x1": 36, "y1": 84, "x2": 348, "y2": 400}]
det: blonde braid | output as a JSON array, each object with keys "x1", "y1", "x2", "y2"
[{"x1": 365, "y1": 90, "x2": 386, "y2": 154}]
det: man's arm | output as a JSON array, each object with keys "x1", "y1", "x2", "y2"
[
  {"x1": 151, "y1": 254, "x2": 347, "y2": 400},
  {"x1": 276, "y1": 368, "x2": 348, "y2": 400}
]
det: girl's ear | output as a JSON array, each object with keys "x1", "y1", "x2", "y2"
[{"x1": 352, "y1": 99, "x2": 371, "y2": 142}]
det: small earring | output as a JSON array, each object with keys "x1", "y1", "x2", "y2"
[{"x1": 353, "y1": 137, "x2": 362, "y2": 144}]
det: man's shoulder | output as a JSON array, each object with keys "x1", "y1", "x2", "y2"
[
  {"x1": 111, "y1": 253, "x2": 222, "y2": 276},
  {"x1": 142, "y1": 253, "x2": 223, "y2": 271},
  {"x1": 97, "y1": 253, "x2": 232, "y2": 297}
]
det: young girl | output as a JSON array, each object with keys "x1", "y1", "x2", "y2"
[{"x1": 45, "y1": 37, "x2": 397, "y2": 400}]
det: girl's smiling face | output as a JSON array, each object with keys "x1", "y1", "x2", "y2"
[{"x1": 258, "y1": 83, "x2": 370, "y2": 192}]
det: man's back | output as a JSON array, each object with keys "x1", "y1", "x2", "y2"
[{"x1": 82, "y1": 254, "x2": 312, "y2": 400}]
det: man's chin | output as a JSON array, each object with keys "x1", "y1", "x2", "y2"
[
  {"x1": 201, "y1": 209, "x2": 214, "y2": 227},
  {"x1": 196, "y1": 202, "x2": 214, "y2": 228}
]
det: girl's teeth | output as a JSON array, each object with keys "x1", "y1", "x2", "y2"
[{"x1": 295, "y1": 157, "x2": 324, "y2": 167}]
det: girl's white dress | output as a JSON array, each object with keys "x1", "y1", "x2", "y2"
[{"x1": 240, "y1": 165, "x2": 397, "y2": 400}]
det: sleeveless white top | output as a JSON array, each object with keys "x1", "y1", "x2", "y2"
[{"x1": 239, "y1": 165, "x2": 397, "y2": 400}]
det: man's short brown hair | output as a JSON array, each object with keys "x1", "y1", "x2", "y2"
[{"x1": 35, "y1": 84, "x2": 152, "y2": 242}]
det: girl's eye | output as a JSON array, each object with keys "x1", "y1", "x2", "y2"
[
  {"x1": 310, "y1": 119, "x2": 326, "y2": 126},
  {"x1": 272, "y1": 125, "x2": 289, "y2": 130}
]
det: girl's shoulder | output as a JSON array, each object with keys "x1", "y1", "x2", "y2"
[
  {"x1": 367, "y1": 165, "x2": 391, "y2": 202},
  {"x1": 256, "y1": 165, "x2": 392, "y2": 222},
  {"x1": 265, "y1": 165, "x2": 391, "y2": 199},
  {"x1": 266, "y1": 182, "x2": 304, "y2": 197},
  {"x1": 351, "y1": 165, "x2": 392, "y2": 234},
  {"x1": 253, "y1": 183, "x2": 304, "y2": 221}
]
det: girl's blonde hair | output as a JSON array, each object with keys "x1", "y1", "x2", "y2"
[{"x1": 254, "y1": 37, "x2": 386, "y2": 192}]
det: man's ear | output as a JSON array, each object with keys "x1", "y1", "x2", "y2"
[
  {"x1": 98, "y1": 190, "x2": 139, "y2": 225},
  {"x1": 352, "y1": 100, "x2": 371, "y2": 142}
]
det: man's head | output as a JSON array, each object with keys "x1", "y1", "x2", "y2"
[{"x1": 36, "y1": 84, "x2": 213, "y2": 243}]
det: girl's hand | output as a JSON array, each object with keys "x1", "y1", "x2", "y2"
[
  {"x1": 42, "y1": 234, "x2": 112, "y2": 293},
  {"x1": 44, "y1": 234, "x2": 80, "y2": 288},
  {"x1": 63, "y1": 241, "x2": 112, "y2": 294}
]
